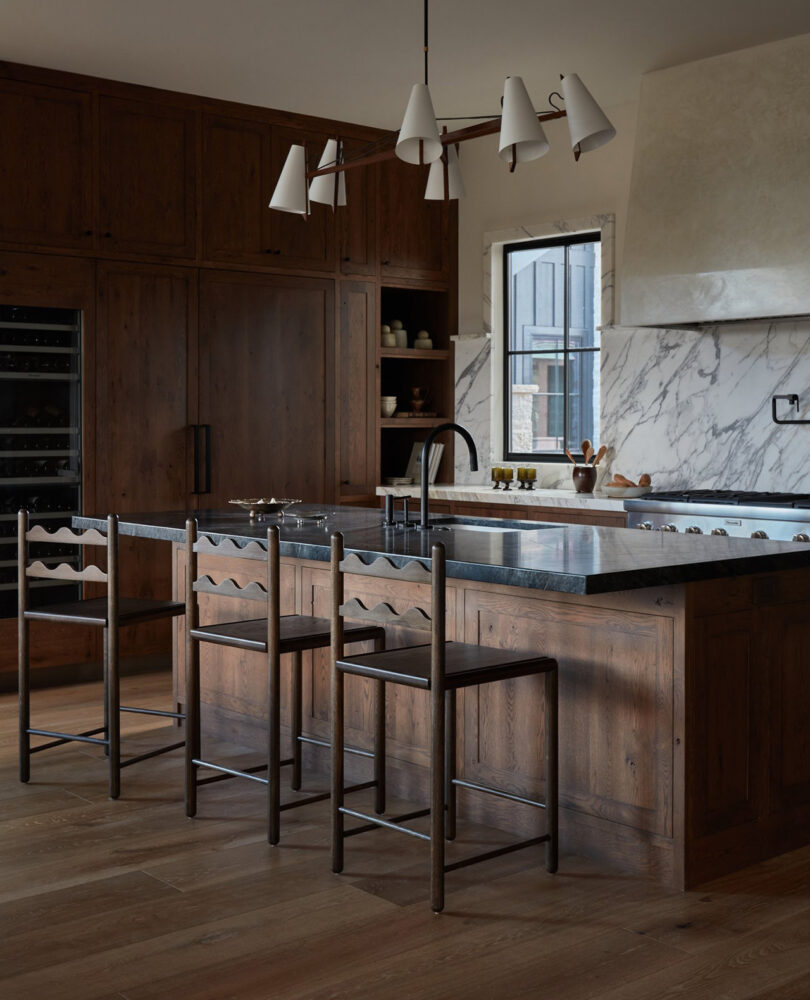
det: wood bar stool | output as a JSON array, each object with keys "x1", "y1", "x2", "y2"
[
  {"x1": 185, "y1": 519, "x2": 386, "y2": 844},
  {"x1": 330, "y1": 532, "x2": 558, "y2": 913},
  {"x1": 18, "y1": 510, "x2": 186, "y2": 799}
]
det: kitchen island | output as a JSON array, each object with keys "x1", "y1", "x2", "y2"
[{"x1": 77, "y1": 506, "x2": 810, "y2": 889}]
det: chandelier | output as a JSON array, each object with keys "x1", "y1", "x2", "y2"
[{"x1": 269, "y1": 1, "x2": 616, "y2": 215}]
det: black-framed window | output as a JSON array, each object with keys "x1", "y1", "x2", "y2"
[{"x1": 503, "y1": 232, "x2": 601, "y2": 461}]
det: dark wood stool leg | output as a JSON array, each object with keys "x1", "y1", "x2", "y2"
[
  {"x1": 18, "y1": 612, "x2": 30, "y2": 784},
  {"x1": 331, "y1": 666, "x2": 345, "y2": 873},
  {"x1": 430, "y1": 686, "x2": 446, "y2": 914},
  {"x1": 445, "y1": 689, "x2": 457, "y2": 841},
  {"x1": 103, "y1": 630, "x2": 110, "y2": 757},
  {"x1": 545, "y1": 666, "x2": 559, "y2": 874},
  {"x1": 291, "y1": 650, "x2": 302, "y2": 791},
  {"x1": 268, "y1": 647, "x2": 281, "y2": 846},
  {"x1": 373, "y1": 631, "x2": 386, "y2": 815},
  {"x1": 107, "y1": 626, "x2": 120, "y2": 800},
  {"x1": 185, "y1": 637, "x2": 200, "y2": 817}
]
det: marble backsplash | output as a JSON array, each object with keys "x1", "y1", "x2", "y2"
[{"x1": 454, "y1": 320, "x2": 810, "y2": 493}]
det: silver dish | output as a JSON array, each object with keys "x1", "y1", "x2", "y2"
[
  {"x1": 285, "y1": 509, "x2": 330, "y2": 525},
  {"x1": 228, "y1": 498, "x2": 302, "y2": 518}
]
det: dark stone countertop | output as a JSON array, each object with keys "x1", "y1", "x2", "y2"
[{"x1": 74, "y1": 506, "x2": 810, "y2": 596}]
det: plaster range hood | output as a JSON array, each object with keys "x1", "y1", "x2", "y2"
[{"x1": 621, "y1": 32, "x2": 810, "y2": 329}]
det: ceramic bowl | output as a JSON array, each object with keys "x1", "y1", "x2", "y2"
[{"x1": 601, "y1": 485, "x2": 650, "y2": 498}]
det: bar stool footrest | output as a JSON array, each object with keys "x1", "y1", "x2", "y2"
[
  {"x1": 120, "y1": 705, "x2": 185, "y2": 720},
  {"x1": 443, "y1": 834, "x2": 550, "y2": 874},
  {"x1": 28, "y1": 726, "x2": 108, "y2": 751},
  {"x1": 340, "y1": 805, "x2": 431, "y2": 841},
  {"x1": 298, "y1": 734, "x2": 375, "y2": 760},
  {"x1": 120, "y1": 740, "x2": 185, "y2": 768},
  {"x1": 451, "y1": 777, "x2": 546, "y2": 810}
]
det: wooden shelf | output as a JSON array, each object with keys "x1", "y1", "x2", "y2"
[
  {"x1": 380, "y1": 417, "x2": 450, "y2": 429},
  {"x1": 380, "y1": 348, "x2": 449, "y2": 360}
]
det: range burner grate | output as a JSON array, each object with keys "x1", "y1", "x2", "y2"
[{"x1": 643, "y1": 490, "x2": 810, "y2": 508}]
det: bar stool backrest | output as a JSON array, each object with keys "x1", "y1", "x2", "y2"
[
  {"x1": 185, "y1": 518, "x2": 279, "y2": 660},
  {"x1": 330, "y1": 532, "x2": 446, "y2": 689},
  {"x1": 18, "y1": 509, "x2": 119, "y2": 619}
]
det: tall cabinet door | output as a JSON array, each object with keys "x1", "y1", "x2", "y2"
[
  {"x1": 337, "y1": 281, "x2": 376, "y2": 500},
  {"x1": 198, "y1": 271, "x2": 333, "y2": 507},
  {"x1": 94, "y1": 263, "x2": 196, "y2": 655},
  {"x1": 99, "y1": 96, "x2": 197, "y2": 258}
]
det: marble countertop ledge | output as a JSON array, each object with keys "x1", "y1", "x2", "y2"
[
  {"x1": 376, "y1": 483, "x2": 625, "y2": 512},
  {"x1": 74, "y1": 506, "x2": 810, "y2": 597}
]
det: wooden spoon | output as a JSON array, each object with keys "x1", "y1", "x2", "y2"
[
  {"x1": 564, "y1": 447, "x2": 577, "y2": 465},
  {"x1": 581, "y1": 439, "x2": 592, "y2": 463},
  {"x1": 591, "y1": 444, "x2": 607, "y2": 466}
]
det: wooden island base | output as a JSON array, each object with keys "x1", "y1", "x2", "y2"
[{"x1": 171, "y1": 546, "x2": 810, "y2": 890}]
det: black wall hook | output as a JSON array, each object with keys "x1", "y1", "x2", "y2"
[{"x1": 772, "y1": 394, "x2": 810, "y2": 425}]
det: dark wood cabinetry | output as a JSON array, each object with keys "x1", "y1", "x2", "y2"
[
  {"x1": 99, "y1": 97, "x2": 197, "y2": 258},
  {"x1": 339, "y1": 140, "x2": 376, "y2": 277},
  {"x1": 337, "y1": 281, "x2": 376, "y2": 500},
  {"x1": 198, "y1": 271, "x2": 333, "y2": 507},
  {"x1": 202, "y1": 113, "x2": 271, "y2": 264},
  {"x1": 0, "y1": 61, "x2": 458, "y2": 684},
  {"x1": 0, "y1": 80, "x2": 94, "y2": 250},
  {"x1": 378, "y1": 157, "x2": 449, "y2": 282}
]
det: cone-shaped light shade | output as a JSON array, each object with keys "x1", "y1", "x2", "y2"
[
  {"x1": 425, "y1": 143, "x2": 465, "y2": 200},
  {"x1": 308, "y1": 139, "x2": 347, "y2": 209},
  {"x1": 498, "y1": 76, "x2": 550, "y2": 164},
  {"x1": 560, "y1": 73, "x2": 616, "y2": 154},
  {"x1": 395, "y1": 83, "x2": 442, "y2": 164},
  {"x1": 269, "y1": 144, "x2": 309, "y2": 215}
]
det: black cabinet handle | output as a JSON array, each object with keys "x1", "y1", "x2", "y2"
[
  {"x1": 103, "y1": 232, "x2": 112, "y2": 238},
  {"x1": 202, "y1": 424, "x2": 212, "y2": 494},
  {"x1": 192, "y1": 424, "x2": 201, "y2": 494},
  {"x1": 381, "y1": 259, "x2": 390, "y2": 265},
  {"x1": 84, "y1": 229, "x2": 93, "y2": 236}
]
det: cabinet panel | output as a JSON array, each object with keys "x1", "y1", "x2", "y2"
[
  {"x1": 198, "y1": 271, "x2": 333, "y2": 507},
  {"x1": 339, "y1": 142, "x2": 376, "y2": 276},
  {"x1": 464, "y1": 588, "x2": 674, "y2": 837},
  {"x1": 95, "y1": 263, "x2": 196, "y2": 655},
  {"x1": 767, "y1": 602, "x2": 810, "y2": 813},
  {"x1": 0, "y1": 80, "x2": 94, "y2": 250},
  {"x1": 267, "y1": 126, "x2": 336, "y2": 271},
  {"x1": 202, "y1": 114, "x2": 270, "y2": 263},
  {"x1": 99, "y1": 97, "x2": 197, "y2": 258},
  {"x1": 337, "y1": 281, "x2": 376, "y2": 498},
  {"x1": 378, "y1": 157, "x2": 448, "y2": 282}
]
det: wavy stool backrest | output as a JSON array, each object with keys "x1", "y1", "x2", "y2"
[
  {"x1": 18, "y1": 509, "x2": 117, "y2": 620},
  {"x1": 185, "y1": 518, "x2": 278, "y2": 661},
  {"x1": 330, "y1": 532, "x2": 446, "y2": 689}
]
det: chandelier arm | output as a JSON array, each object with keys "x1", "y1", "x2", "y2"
[{"x1": 306, "y1": 109, "x2": 567, "y2": 179}]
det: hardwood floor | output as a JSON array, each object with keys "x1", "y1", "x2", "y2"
[{"x1": 2, "y1": 674, "x2": 810, "y2": 1000}]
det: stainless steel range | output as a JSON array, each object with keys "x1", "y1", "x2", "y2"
[{"x1": 624, "y1": 491, "x2": 810, "y2": 542}]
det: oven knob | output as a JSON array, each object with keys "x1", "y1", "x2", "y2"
[
  {"x1": 637, "y1": 522, "x2": 653, "y2": 530},
  {"x1": 792, "y1": 532, "x2": 810, "y2": 543},
  {"x1": 711, "y1": 528, "x2": 728, "y2": 536},
  {"x1": 685, "y1": 526, "x2": 702, "y2": 534},
  {"x1": 751, "y1": 530, "x2": 769, "y2": 539},
  {"x1": 661, "y1": 523, "x2": 678, "y2": 532}
]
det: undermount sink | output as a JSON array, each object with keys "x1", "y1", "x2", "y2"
[{"x1": 428, "y1": 518, "x2": 551, "y2": 534}]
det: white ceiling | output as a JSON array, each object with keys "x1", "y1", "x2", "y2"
[{"x1": 2, "y1": 0, "x2": 810, "y2": 129}]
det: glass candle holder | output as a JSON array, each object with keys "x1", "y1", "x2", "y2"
[
  {"x1": 491, "y1": 466, "x2": 503, "y2": 488},
  {"x1": 501, "y1": 467, "x2": 514, "y2": 490}
]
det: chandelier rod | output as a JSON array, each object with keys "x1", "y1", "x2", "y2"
[{"x1": 306, "y1": 108, "x2": 567, "y2": 179}]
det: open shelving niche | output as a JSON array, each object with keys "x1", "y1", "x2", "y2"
[
  {"x1": 378, "y1": 285, "x2": 456, "y2": 487},
  {"x1": 0, "y1": 308, "x2": 83, "y2": 613}
]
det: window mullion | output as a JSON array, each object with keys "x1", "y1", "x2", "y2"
[{"x1": 563, "y1": 243, "x2": 570, "y2": 453}]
